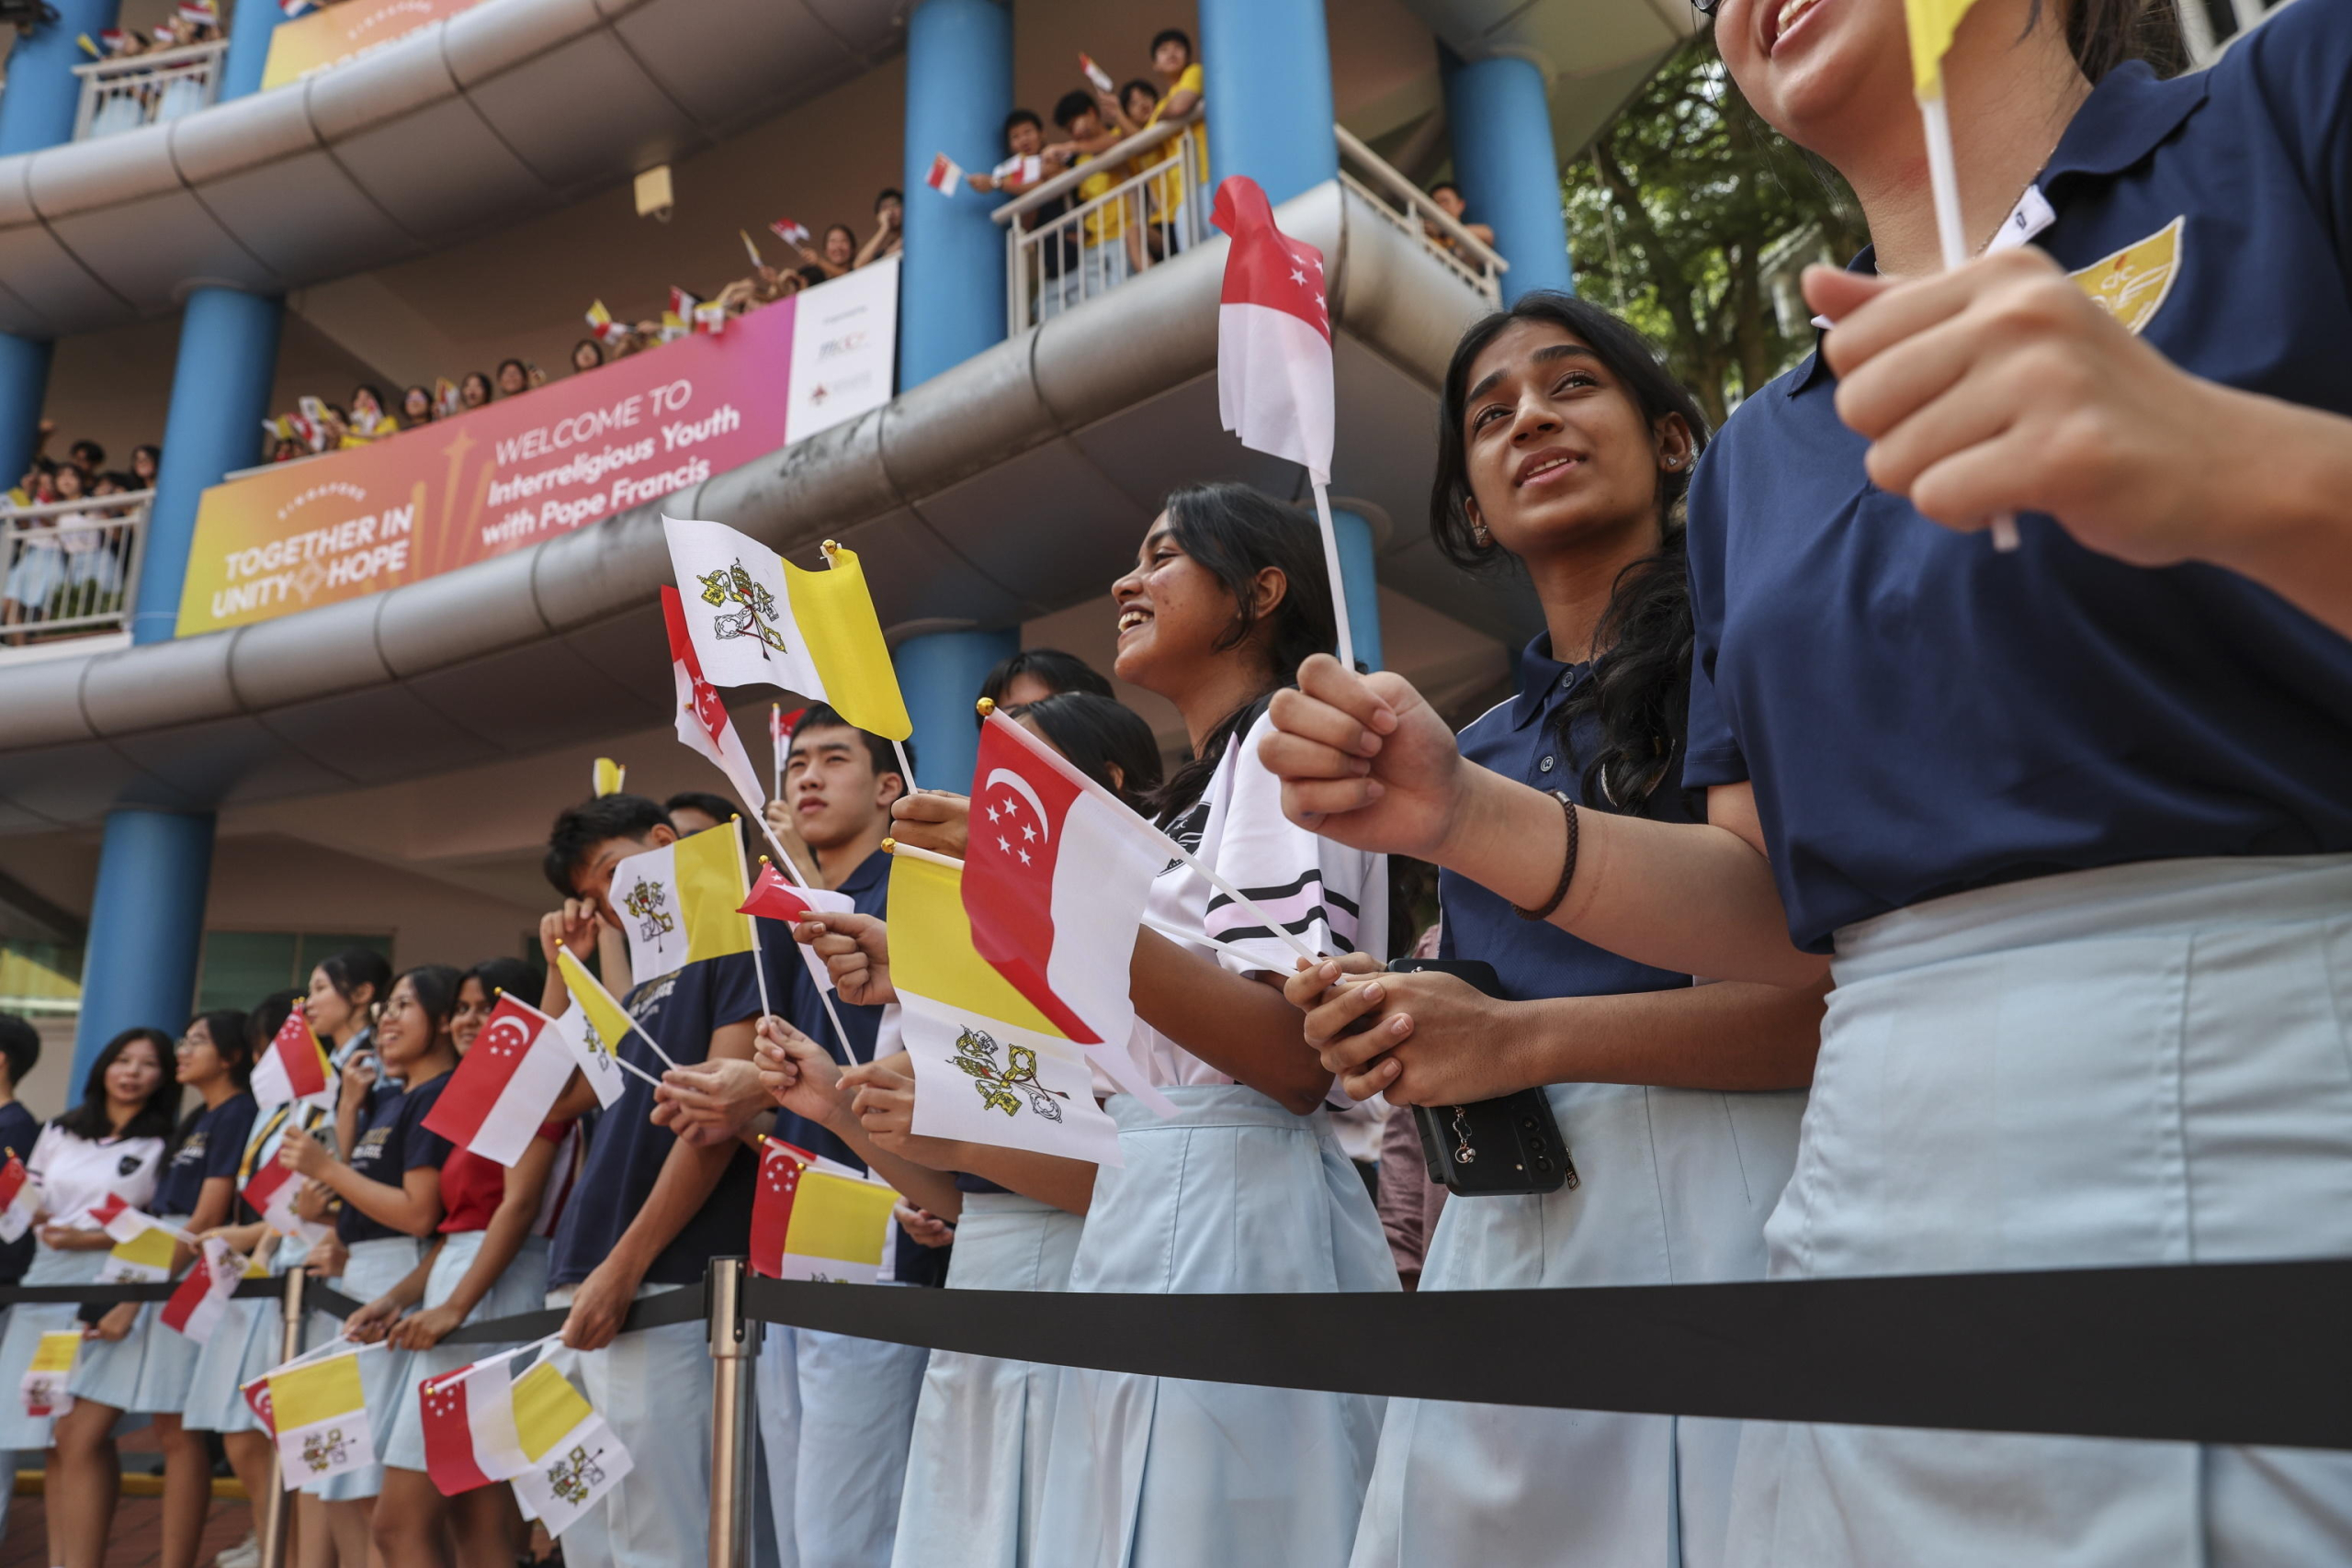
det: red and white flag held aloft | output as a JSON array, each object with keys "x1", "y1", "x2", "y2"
[
  {"x1": 421, "y1": 997, "x2": 576, "y2": 1167},
  {"x1": 1212, "y1": 175, "x2": 1355, "y2": 671},
  {"x1": 661, "y1": 584, "x2": 768, "y2": 813}
]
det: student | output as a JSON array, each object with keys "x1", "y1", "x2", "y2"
[
  {"x1": 0, "y1": 1013, "x2": 36, "y2": 1543},
  {"x1": 1050, "y1": 92, "x2": 1131, "y2": 300},
  {"x1": 1279, "y1": 295, "x2": 1822, "y2": 1566},
  {"x1": 347, "y1": 385, "x2": 396, "y2": 442},
  {"x1": 777, "y1": 690, "x2": 1162, "y2": 1568},
  {"x1": 459, "y1": 371, "x2": 493, "y2": 411},
  {"x1": 185, "y1": 991, "x2": 311, "y2": 1568},
  {"x1": 1423, "y1": 181, "x2": 1495, "y2": 249},
  {"x1": 277, "y1": 967, "x2": 459, "y2": 1551},
  {"x1": 495, "y1": 359, "x2": 529, "y2": 399},
  {"x1": 799, "y1": 223, "x2": 859, "y2": 280},
  {"x1": 129, "y1": 444, "x2": 160, "y2": 489},
  {"x1": 1140, "y1": 26, "x2": 1206, "y2": 246},
  {"x1": 364, "y1": 959, "x2": 568, "y2": 1568},
  {"x1": 400, "y1": 385, "x2": 435, "y2": 427},
  {"x1": 571, "y1": 338, "x2": 605, "y2": 375},
  {"x1": 977, "y1": 646, "x2": 1115, "y2": 711},
  {"x1": 1259, "y1": 0, "x2": 2352, "y2": 1560},
  {"x1": 535, "y1": 792, "x2": 762, "y2": 1568},
  {"x1": 967, "y1": 110, "x2": 1052, "y2": 196},
  {"x1": 1023, "y1": 484, "x2": 1395, "y2": 1568},
  {"x1": 856, "y1": 188, "x2": 905, "y2": 268},
  {"x1": 663, "y1": 790, "x2": 739, "y2": 836},
  {"x1": 53, "y1": 1010, "x2": 257, "y2": 1568},
  {"x1": 0, "y1": 1027, "x2": 174, "y2": 1568}
]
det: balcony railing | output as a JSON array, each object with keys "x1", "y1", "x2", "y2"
[
  {"x1": 72, "y1": 40, "x2": 228, "y2": 141},
  {"x1": 992, "y1": 118, "x2": 1505, "y2": 334},
  {"x1": 0, "y1": 491, "x2": 150, "y2": 651}
]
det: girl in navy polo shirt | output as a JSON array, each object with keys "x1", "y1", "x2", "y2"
[
  {"x1": 1282, "y1": 295, "x2": 1824, "y2": 1568},
  {"x1": 57, "y1": 1010, "x2": 257, "y2": 1568},
  {"x1": 278, "y1": 966, "x2": 457, "y2": 1553},
  {"x1": 1261, "y1": 0, "x2": 2352, "y2": 1561}
]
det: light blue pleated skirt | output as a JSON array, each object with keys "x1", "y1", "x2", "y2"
[
  {"x1": 1726, "y1": 854, "x2": 2352, "y2": 1568},
  {"x1": 0, "y1": 1245, "x2": 107, "y2": 1449},
  {"x1": 1034, "y1": 1085, "x2": 1397, "y2": 1568},
  {"x1": 892, "y1": 1190, "x2": 1087, "y2": 1568},
  {"x1": 379, "y1": 1232, "x2": 550, "y2": 1472},
  {"x1": 305, "y1": 1235, "x2": 421, "y2": 1501},
  {"x1": 68, "y1": 1214, "x2": 202, "y2": 1412},
  {"x1": 1351, "y1": 1082, "x2": 1804, "y2": 1568}
]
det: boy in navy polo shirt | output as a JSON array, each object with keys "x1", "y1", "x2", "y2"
[{"x1": 537, "y1": 793, "x2": 761, "y2": 1568}]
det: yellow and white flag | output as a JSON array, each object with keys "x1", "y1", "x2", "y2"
[
  {"x1": 552, "y1": 946, "x2": 657, "y2": 1094},
  {"x1": 506, "y1": 1358, "x2": 634, "y2": 1537},
  {"x1": 99, "y1": 1221, "x2": 180, "y2": 1283},
  {"x1": 662, "y1": 516, "x2": 910, "y2": 741},
  {"x1": 888, "y1": 854, "x2": 1127, "y2": 1168},
  {"x1": 606, "y1": 819, "x2": 753, "y2": 984},
  {"x1": 269, "y1": 1350, "x2": 377, "y2": 1487},
  {"x1": 592, "y1": 758, "x2": 626, "y2": 797},
  {"x1": 22, "y1": 1330, "x2": 79, "y2": 1418}
]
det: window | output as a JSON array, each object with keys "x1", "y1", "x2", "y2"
[{"x1": 196, "y1": 931, "x2": 393, "y2": 1013}]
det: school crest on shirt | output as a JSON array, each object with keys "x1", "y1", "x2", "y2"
[
  {"x1": 620, "y1": 878, "x2": 675, "y2": 942},
  {"x1": 2068, "y1": 217, "x2": 2182, "y2": 336},
  {"x1": 695, "y1": 559, "x2": 789, "y2": 657},
  {"x1": 951, "y1": 1026, "x2": 1068, "y2": 1122}
]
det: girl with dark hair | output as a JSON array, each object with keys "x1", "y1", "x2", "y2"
[
  {"x1": 1282, "y1": 293, "x2": 1823, "y2": 1567},
  {"x1": 571, "y1": 338, "x2": 605, "y2": 375},
  {"x1": 1007, "y1": 691, "x2": 1162, "y2": 808},
  {"x1": 494, "y1": 359, "x2": 528, "y2": 399},
  {"x1": 52, "y1": 1010, "x2": 259, "y2": 1568},
  {"x1": 0, "y1": 1028, "x2": 172, "y2": 1568},
  {"x1": 458, "y1": 371, "x2": 492, "y2": 411},
  {"x1": 359, "y1": 954, "x2": 571, "y2": 1568},
  {"x1": 1023, "y1": 481, "x2": 1395, "y2": 1568},
  {"x1": 1263, "y1": 0, "x2": 2352, "y2": 1558},
  {"x1": 400, "y1": 385, "x2": 434, "y2": 427},
  {"x1": 186, "y1": 990, "x2": 315, "y2": 1568},
  {"x1": 348, "y1": 385, "x2": 395, "y2": 441},
  {"x1": 277, "y1": 966, "x2": 459, "y2": 1550}
]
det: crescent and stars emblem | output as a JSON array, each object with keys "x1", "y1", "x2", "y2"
[
  {"x1": 481, "y1": 1015, "x2": 531, "y2": 1059},
  {"x1": 982, "y1": 767, "x2": 1050, "y2": 868}
]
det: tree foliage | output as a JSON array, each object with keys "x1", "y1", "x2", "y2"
[{"x1": 1564, "y1": 36, "x2": 1866, "y2": 427}]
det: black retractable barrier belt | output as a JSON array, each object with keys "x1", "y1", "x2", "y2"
[
  {"x1": 740, "y1": 1259, "x2": 2352, "y2": 1451},
  {"x1": 284, "y1": 1282, "x2": 707, "y2": 1345}
]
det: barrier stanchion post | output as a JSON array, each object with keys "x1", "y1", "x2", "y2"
[
  {"x1": 705, "y1": 1257, "x2": 757, "y2": 1568},
  {"x1": 258, "y1": 1267, "x2": 305, "y2": 1568}
]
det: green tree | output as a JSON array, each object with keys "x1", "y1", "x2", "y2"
[{"x1": 1565, "y1": 37, "x2": 1866, "y2": 426}]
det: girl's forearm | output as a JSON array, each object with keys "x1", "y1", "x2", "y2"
[
  {"x1": 1130, "y1": 932, "x2": 1329, "y2": 1112},
  {"x1": 320, "y1": 1164, "x2": 438, "y2": 1235},
  {"x1": 926, "y1": 1141, "x2": 1094, "y2": 1215},
  {"x1": 1503, "y1": 980, "x2": 1826, "y2": 1094}
]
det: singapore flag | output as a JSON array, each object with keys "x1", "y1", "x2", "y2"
[{"x1": 1213, "y1": 176, "x2": 1334, "y2": 485}]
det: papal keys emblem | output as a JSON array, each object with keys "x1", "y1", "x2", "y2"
[
  {"x1": 621, "y1": 878, "x2": 674, "y2": 942},
  {"x1": 301, "y1": 1427, "x2": 351, "y2": 1473},
  {"x1": 548, "y1": 1443, "x2": 606, "y2": 1505},
  {"x1": 952, "y1": 1026, "x2": 1068, "y2": 1122},
  {"x1": 697, "y1": 559, "x2": 790, "y2": 658}
]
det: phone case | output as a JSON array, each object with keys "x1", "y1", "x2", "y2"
[{"x1": 1391, "y1": 959, "x2": 1578, "y2": 1197}]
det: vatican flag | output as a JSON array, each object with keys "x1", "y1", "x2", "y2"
[{"x1": 605, "y1": 819, "x2": 755, "y2": 984}]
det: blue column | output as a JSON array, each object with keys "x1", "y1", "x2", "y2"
[
  {"x1": 1441, "y1": 50, "x2": 1575, "y2": 300},
  {"x1": 70, "y1": 809, "x2": 214, "y2": 1089},
  {"x1": 1330, "y1": 507, "x2": 1383, "y2": 672},
  {"x1": 220, "y1": 0, "x2": 297, "y2": 101},
  {"x1": 132, "y1": 287, "x2": 282, "y2": 643},
  {"x1": 0, "y1": 0, "x2": 120, "y2": 154},
  {"x1": 1199, "y1": 0, "x2": 1336, "y2": 203},
  {"x1": 897, "y1": 0, "x2": 1011, "y2": 389},
  {"x1": 892, "y1": 626, "x2": 1017, "y2": 795},
  {"x1": 0, "y1": 334, "x2": 52, "y2": 493}
]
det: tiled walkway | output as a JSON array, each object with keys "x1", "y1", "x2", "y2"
[{"x1": 0, "y1": 1491, "x2": 255, "y2": 1567}]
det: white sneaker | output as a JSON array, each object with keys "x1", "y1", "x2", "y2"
[{"x1": 213, "y1": 1535, "x2": 261, "y2": 1568}]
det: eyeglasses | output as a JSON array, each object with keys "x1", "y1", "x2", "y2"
[{"x1": 1691, "y1": 0, "x2": 1722, "y2": 15}]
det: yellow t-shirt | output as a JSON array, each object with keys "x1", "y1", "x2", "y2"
[
  {"x1": 1078, "y1": 153, "x2": 1125, "y2": 246},
  {"x1": 1143, "y1": 62, "x2": 1208, "y2": 198}
]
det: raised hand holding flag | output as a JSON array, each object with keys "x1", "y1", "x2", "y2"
[
  {"x1": 923, "y1": 152, "x2": 964, "y2": 197},
  {"x1": 1212, "y1": 175, "x2": 1355, "y2": 670}
]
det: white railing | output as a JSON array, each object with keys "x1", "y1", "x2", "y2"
[
  {"x1": 994, "y1": 120, "x2": 1210, "y2": 333},
  {"x1": 1333, "y1": 124, "x2": 1506, "y2": 306},
  {"x1": 993, "y1": 118, "x2": 1505, "y2": 333},
  {"x1": 0, "y1": 491, "x2": 150, "y2": 648},
  {"x1": 72, "y1": 40, "x2": 229, "y2": 141}
]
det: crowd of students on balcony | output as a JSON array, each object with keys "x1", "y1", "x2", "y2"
[
  {"x1": 2, "y1": 429, "x2": 161, "y2": 644},
  {"x1": 74, "y1": 0, "x2": 226, "y2": 140}
]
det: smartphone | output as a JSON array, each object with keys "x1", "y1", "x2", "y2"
[{"x1": 1393, "y1": 958, "x2": 1577, "y2": 1198}]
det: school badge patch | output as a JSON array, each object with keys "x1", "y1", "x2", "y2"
[{"x1": 2068, "y1": 217, "x2": 2182, "y2": 336}]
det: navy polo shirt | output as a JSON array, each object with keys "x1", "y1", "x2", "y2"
[
  {"x1": 155, "y1": 1091, "x2": 256, "y2": 1217},
  {"x1": 1442, "y1": 635, "x2": 1696, "y2": 1003},
  {"x1": 0, "y1": 1101, "x2": 39, "y2": 1285},
  {"x1": 548, "y1": 952, "x2": 762, "y2": 1289},
  {"x1": 756, "y1": 847, "x2": 952, "y2": 1286},
  {"x1": 1685, "y1": 4, "x2": 2352, "y2": 953},
  {"x1": 339, "y1": 1077, "x2": 452, "y2": 1245}
]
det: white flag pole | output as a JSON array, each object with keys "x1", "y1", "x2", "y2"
[
  {"x1": 1917, "y1": 77, "x2": 2018, "y2": 553},
  {"x1": 497, "y1": 989, "x2": 666, "y2": 1091},
  {"x1": 732, "y1": 818, "x2": 773, "y2": 1027},
  {"x1": 1308, "y1": 480, "x2": 1357, "y2": 671},
  {"x1": 770, "y1": 704, "x2": 783, "y2": 802}
]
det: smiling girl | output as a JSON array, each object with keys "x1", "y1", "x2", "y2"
[
  {"x1": 1260, "y1": 0, "x2": 2352, "y2": 1560},
  {"x1": 1030, "y1": 483, "x2": 1396, "y2": 1568}
]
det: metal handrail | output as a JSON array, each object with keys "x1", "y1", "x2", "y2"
[
  {"x1": 0, "y1": 490, "x2": 152, "y2": 646},
  {"x1": 1332, "y1": 122, "x2": 1510, "y2": 278},
  {"x1": 70, "y1": 39, "x2": 228, "y2": 141},
  {"x1": 991, "y1": 118, "x2": 1193, "y2": 225}
]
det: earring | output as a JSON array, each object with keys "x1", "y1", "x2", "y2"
[{"x1": 1471, "y1": 522, "x2": 1491, "y2": 546}]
